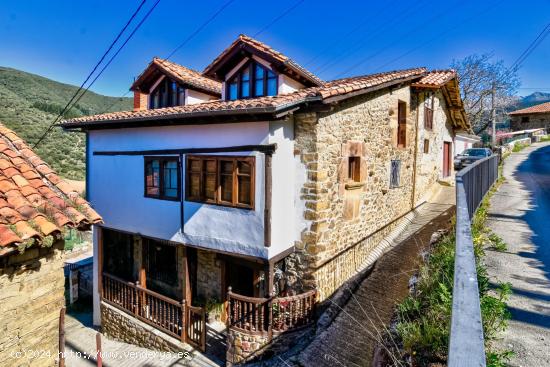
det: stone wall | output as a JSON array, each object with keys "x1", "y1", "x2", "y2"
[
  {"x1": 101, "y1": 301, "x2": 188, "y2": 353},
  {"x1": 196, "y1": 249, "x2": 222, "y2": 302},
  {"x1": 0, "y1": 240, "x2": 66, "y2": 367},
  {"x1": 291, "y1": 85, "x2": 455, "y2": 301},
  {"x1": 414, "y1": 90, "x2": 455, "y2": 204},
  {"x1": 226, "y1": 329, "x2": 270, "y2": 365},
  {"x1": 510, "y1": 112, "x2": 550, "y2": 131}
]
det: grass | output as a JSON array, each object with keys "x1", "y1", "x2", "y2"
[
  {"x1": 539, "y1": 135, "x2": 550, "y2": 142},
  {"x1": 384, "y1": 169, "x2": 513, "y2": 367},
  {"x1": 0, "y1": 66, "x2": 132, "y2": 180},
  {"x1": 512, "y1": 142, "x2": 529, "y2": 152}
]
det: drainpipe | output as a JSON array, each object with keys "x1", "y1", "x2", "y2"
[{"x1": 411, "y1": 92, "x2": 421, "y2": 208}]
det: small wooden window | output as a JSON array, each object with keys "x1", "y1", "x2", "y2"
[
  {"x1": 424, "y1": 94, "x2": 434, "y2": 130},
  {"x1": 390, "y1": 160, "x2": 401, "y2": 188},
  {"x1": 144, "y1": 157, "x2": 181, "y2": 201},
  {"x1": 348, "y1": 156, "x2": 361, "y2": 182},
  {"x1": 397, "y1": 101, "x2": 407, "y2": 147},
  {"x1": 424, "y1": 139, "x2": 430, "y2": 154},
  {"x1": 186, "y1": 155, "x2": 255, "y2": 209}
]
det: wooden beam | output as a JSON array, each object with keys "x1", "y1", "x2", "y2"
[
  {"x1": 94, "y1": 144, "x2": 277, "y2": 156},
  {"x1": 264, "y1": 153, "x2": 272, "y2": 247}
]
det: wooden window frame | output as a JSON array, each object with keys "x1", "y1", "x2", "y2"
[
  {"x1": 397, "y1": 101, "x2": 407, "y2": 148},
  {"x1": 347, "y1": 156, "x2": 361, "y2": 183},
  {"x1": 423, "y1": 139, "x2": 430, "y2": 154},
  {"x1": 186, "y1": 155, "x2": 255, "y2": 210},
  {"x1": 424, "y1": 93, "x2": 434, "y2": 130},
  {"x1": 149, "y1": 77, "x2": 185, "y2": 109},
  {"x1": 144, "y1": 156, "x2": 181, "y2": 201},
  {"x1": 226, "y1": 61, "x2": 278, "y2": 100}
]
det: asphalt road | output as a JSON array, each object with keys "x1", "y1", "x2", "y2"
[{"x1": 486, "y1": 142, "x2": 550, "y2": 367}]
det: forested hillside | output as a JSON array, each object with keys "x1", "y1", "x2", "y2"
[{"x1": 0, "y1": 66, "x2": 132, "y2": 179}]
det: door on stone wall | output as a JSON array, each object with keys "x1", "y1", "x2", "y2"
[
  {"x1": 226, "y1": 261, "x2": 254, "y2": 297},
  {"x1": 443, "y1": 142, "x2": 451, "y2": 177}
]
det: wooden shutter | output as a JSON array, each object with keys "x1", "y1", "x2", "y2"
[{"x1": 397, "y1": 101, "x2": 407, "y2": 147}]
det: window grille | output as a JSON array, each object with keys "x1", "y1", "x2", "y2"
[{"x1": 390, "y1": 160, "x2": 401, "y2": 188}]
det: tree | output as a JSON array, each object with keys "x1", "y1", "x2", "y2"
[{"x1": 451, "y1": 54, "x2": 520, "y2": 135}]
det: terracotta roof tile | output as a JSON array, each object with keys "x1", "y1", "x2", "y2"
[
  {"x1": 132, "y1": 58, "x2": 221, "y2": 95},
  {"x1": 0, "y1": 123, "x2": 102, "y2": 252},
  {"x1": 411, "y1": 70, "x2": 456, "y2": 88},
  {"x1": 509, "y1": 101, "x2": 550, "y2": 115},
  {"x1": 61, "y1": 68, "x2": 427, "y2": 127},
  {"x1": 203, "y1": 34, "x2": 324, "y2": 87}
]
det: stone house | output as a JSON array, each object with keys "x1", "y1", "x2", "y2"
[
  {"x1": 0, "y1": 124, "x2": 101, "y2": 367},
  {"x1": 60, "y1": 35, "x2": 469, "y2": 363},
  {"x1": 509, "y1": 101, "x2": 550, "y2": 132}
]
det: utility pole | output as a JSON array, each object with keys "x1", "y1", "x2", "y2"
[{"x1": 491, "y1": 82, "x2": 497, "y2": 149}]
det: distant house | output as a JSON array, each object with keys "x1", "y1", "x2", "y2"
[
  {"x1": 509, "y1": 101, "x2": 550, "y2": 132},
  {"x1": 61, "y1": 35, "x2": 470, "y2": 363},
  {"x1": 454, "y1": 131, "x2": 481, "y2": 155},
  {"x1": 0, "y1": 124, "x2": 101, "y2": 367}
]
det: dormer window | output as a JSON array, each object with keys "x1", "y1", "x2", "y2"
[
  {"x1": 227, "y1": 62, "x2": 277, "y2": 100},
  {"x1": 149, "y1": 77, "x2": 185, "y2": 109}
]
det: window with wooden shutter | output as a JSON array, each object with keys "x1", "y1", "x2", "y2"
[
  {"x1": 397, "y1": 101, "x2": 407, "y2": 147},
  {"x1": 186, "y1": 155, "x2": 255, "y2": 209},
  {"x1": 424, "y1": 93, "x2": 434, "y2": 130},
  {"x1": 347, "y1": 156, "x2": 361, "y2": 182},
  {"x1": 144, "y1": 157, "x2": 180, "y2": 201}
]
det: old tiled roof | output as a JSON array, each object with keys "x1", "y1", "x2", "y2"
[
  {"x1": 203, "y1": 34, "x2": 324, "y2": 86},
  {"x1": 61, "y1": 68, "x2": 427, "y2": 127},
  {"x1": 509, "y1": 101, "x2": 550, "y2": 115},
  {"x1": 411, "y1": 70, "x2": 456, "y2": 88},
  {"x1": 131, "y1": 58, "x2": 221, "y2": 95},
  {"x1": 0, "y1": 124, "x2": 101, "y2": 255}
]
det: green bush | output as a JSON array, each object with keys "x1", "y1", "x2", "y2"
[{"x1": 390, "y1": 183, "x2": 513, "y2": 366}]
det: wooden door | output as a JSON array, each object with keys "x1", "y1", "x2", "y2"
[{"x1": 443, "y1": 142, "x2": 451, "y2": 177}]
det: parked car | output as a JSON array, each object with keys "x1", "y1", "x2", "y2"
[{"x1": 454, "y1": 148, "x2": 492, "y2": 170}]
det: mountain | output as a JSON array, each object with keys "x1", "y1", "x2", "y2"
[
  {"x1": 0, "y1": 66, "x2": 132, "y2": 180},
  {"x1": 514, "y1": 92, "x2": 550, "y2": 110}
]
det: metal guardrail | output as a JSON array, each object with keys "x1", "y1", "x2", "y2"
[{"x1": 449, "y1": 155, "x2": 499, "y2": 367}]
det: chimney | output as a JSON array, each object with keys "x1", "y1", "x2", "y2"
[{"x1": 133, "y1": 91, "x2": 148, "y2": 111}]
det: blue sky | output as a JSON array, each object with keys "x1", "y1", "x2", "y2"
[{"x1": 1, "y1": 0, "x2": 549, "y2": 97}]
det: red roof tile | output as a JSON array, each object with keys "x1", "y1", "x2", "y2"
[
  {"x1": 132, "y1": 58, "x2": 221, "y2": 95},
  {"x1": 411, "y1": 70, "x2": 456, "y2": 88},
  {"x1": 509, "y1": 101, "x2": 550, "y2": 115},
  {"x1": 203, "y1": 34, "x2": 324, "y2": 87},
  {"x1": 61, "y1": 68, "x2": 427, "y2": 127},
  {"x1": 0, "y1": 123, "x2": 102, "y2": 253}
]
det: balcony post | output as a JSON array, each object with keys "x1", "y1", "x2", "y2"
[{"x1": 264, "y1": 152, "x2": 272, "y2": 247}]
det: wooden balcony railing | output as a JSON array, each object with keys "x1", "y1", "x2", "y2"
[
  {"x1": 227, "y1": 288, "x2": 317, "y2": 337},
  {"x1": 102, "y1": 273, "x2": 205, "y2": 351}
]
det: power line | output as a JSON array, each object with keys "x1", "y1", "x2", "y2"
[
  {"x1": 31, "y1": 0, "x2": 147, "y2": 148},
  {"x1": 34, "y1": 0, "x2": 162, "y2": 149},
  {"x1": 332, "y1": 0, "x2": 463, "y2": 79},
  {"x1": 311, "y1": 0, "x2": 424, "y2": 76},
  {"x1": 373, "y1": 0, "x2": 504, "y2": 73},
  {"x1": 164, "y1": 0, "x2": 237, "y2": 60},
  {"x1": 253, "y1": 0, "x2": 305, "y2": 38}
]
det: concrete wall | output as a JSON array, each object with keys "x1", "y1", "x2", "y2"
[
  {"x1": 510, "y1": 113, "x2": 550, "y2": 132},
  {"x1": 0, "y1": 241, "x2": 66, "y2": 367},
  {"x1": 88, "y1": 121, "x2": 298, "y2": 260}
]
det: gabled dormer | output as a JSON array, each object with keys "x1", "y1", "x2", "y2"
[
  {"x1": 131, "y1": 58, "x2": 221, "y2": 111},
  {"x1": 203, "y1": 35, "x2": 323, "y2": 100}
]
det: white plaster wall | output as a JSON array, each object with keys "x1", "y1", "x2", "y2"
[
  {"x1": 185, "y1": 89, "x2": 217, "y2": 105},
  {"x1": 88, "y1": 122, "x2": 297, "y2": 259},
  {"x1": 278, "y1": 75, "x2": 305, "y2": 94},
  {"x1": 454, "y1": 137, "x2": 476, "y2": 155}
]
